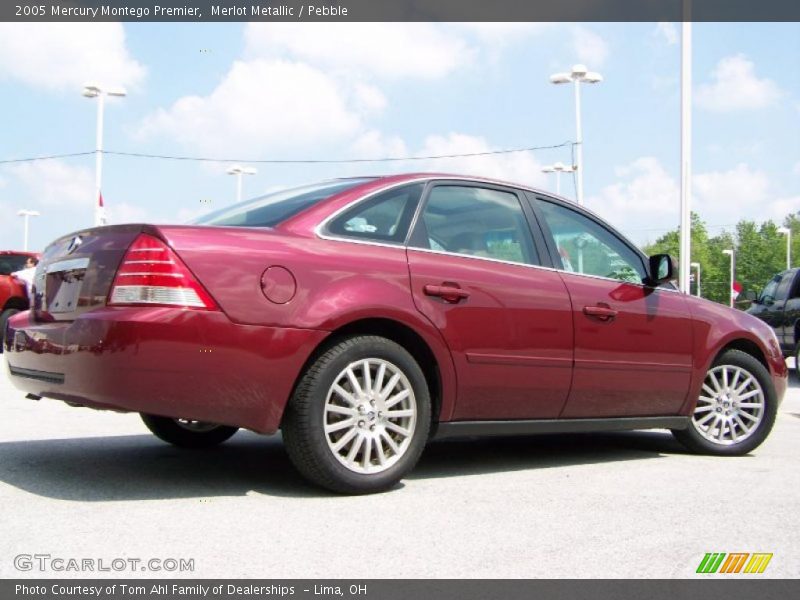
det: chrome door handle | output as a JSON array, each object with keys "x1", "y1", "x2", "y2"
[
  {"x1": 583, "y1": 305, "x2": 618, "y2": 321},
  {"x1": 424, "y1": 284, "x2": 470, "y2": 303}
]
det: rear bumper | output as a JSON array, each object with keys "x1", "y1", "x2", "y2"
[{"x1": 3, "y1": 308, "x2": 328, "y2": 433}]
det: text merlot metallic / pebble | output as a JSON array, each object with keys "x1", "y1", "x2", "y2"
[{"x1": 34, "y1": 4, "x2": 348, "y2": 19}]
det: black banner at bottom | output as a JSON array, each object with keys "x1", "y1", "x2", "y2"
[{"x1": 3, "y1": 580, "x2": 799, "y2": 600}]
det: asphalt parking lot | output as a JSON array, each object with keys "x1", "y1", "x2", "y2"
[{"x1": 1, "y1": 364, "x2": 798, "y2": 579}]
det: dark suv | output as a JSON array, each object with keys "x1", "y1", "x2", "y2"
[{"x1": 747, "y1": 268, "x2": 800, "y2": 368}]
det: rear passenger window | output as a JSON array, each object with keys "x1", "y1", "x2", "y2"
[
  {"x1": 411, "y1": 185, "x2": 538, "y2": 265},
  {"x1": 326, "y1": 183, "x2": 423, "y2": 244}
]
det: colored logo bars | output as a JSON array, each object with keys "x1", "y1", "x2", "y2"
[{"x1": 697, "y1": 553, "x2": 773, "y2": 574}]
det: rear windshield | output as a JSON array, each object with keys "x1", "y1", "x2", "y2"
[
  {"x1": 0, "y1": 254, "x2": 31, "y2": 275},
  {"x1": 193, "y1": 178, "x2": 375, "y2": 227}
]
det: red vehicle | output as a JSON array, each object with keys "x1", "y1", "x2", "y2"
[
  {"x1": 0, "y1": 251, "x2": 38, "y2": 352},
  {"x1": 3, "y1": 175, "x2": 787, "y2": 493}
]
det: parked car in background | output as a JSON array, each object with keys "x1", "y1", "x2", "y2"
[
  {"x1": 746, "y1": 268, "x2": 800, "y2": 369},
  {"x1": 0, "y1": 251, "x2": 39, "y2": 352},
  {"x1": 3, "y1": 174, "x2": 787, "y2": 493}
]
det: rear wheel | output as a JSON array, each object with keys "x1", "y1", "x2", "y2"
[
  {"x1": 0, "y1": 308, "x2": 21, "y2": 354},
  {"x1": 140, "y1": 414, "x2": 238, "y2": 448},
  {"x1": 282, "y1": 335, "x2": 431, "y2": 494},
  {"x1": 672, "y1": 349, "x2": 777, "y2": 455}
]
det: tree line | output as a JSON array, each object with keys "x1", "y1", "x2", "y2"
[{"x1": 642, "y1": 212, "x2": 800, "y2": 306}]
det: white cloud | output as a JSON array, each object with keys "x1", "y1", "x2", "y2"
[
  {"x1": 7, "y1": 160, "x2": 93, "y2": 208},
  {"x1": 654, "y1": 22, "x2": 678, "y2": 45},
  {"x1": 378, "y1": 133, "x2": 548, "y2": 189},
  {"x1": 572, "y1": 26, "x2": 609, "y2": 67},
  {"x1": 793, "y1": 162, "x2": 800, "y2": 175},
  {"x1": 352, "y1": 83, "x2": 387, "y2": 114},
  {"x1": 0, "y1": 23, "x2": 145, "y2": 91},
  {"x1": 693, "y1": 163, "x2": 771, "y2": 224},
  {"x1": 136, "y1": 59, "x2": 362, "y2": 155},
  {"x1": 109, "y1": 202, "x2": 150, "y2": 225},
  {"x1": 586, "y1": 159, "x2": 798, "y2": 246},
  {"x1": 696, "y1": 55, "x2": 781, "y2": 112},
  {"x1": 586, "y1": 157, "x2": 680, "y2": 243},
  {"x1": 244, "y1": 23, "x2": 473, "y2": 80}
]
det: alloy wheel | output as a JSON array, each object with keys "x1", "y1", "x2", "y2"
[
  {"x1": 323, "y1": 358, "x2": 417, "y2": 474},
  {"x1": 691, "y1": 364, "x2": 765, "y2": 446}
]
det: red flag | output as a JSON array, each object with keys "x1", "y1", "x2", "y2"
[{"x1": 98, "y1": 191, "x2": 104, "y2": 207}]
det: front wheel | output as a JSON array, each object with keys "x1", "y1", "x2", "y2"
[
  {"x1": 141, "y1": 414, "x2": 238, "y2": 448},
  {"x1": 282, "y1": 335, "x2": 431, "y2": 494},
  {"x1": 672, "y1": 349, "x2": 777, "y2": 456}
]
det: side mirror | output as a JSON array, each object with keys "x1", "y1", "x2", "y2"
[
  {"x1": 646, "y1": 254, "x2": 677, "y2": 286},
  {"x1": 743, "y1": 290, "x2": 757, "y2": 302}
]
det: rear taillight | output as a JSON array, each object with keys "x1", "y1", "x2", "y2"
[{"x1": 108, "y1": 233, "x2": 218, "y2": 310}]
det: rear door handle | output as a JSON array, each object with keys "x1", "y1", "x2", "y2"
[
  {"x1": 424, "y1": 284, "x2": 470, "y2": 303},
  {"x1": 583, "y1": 305, "x2": 618, "y2": 321}
]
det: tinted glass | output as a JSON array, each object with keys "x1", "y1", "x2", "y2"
[
  {"x1": 194, "y1": 178, "x2": 374, "y2": 227},
  {"x1": 0, "y1": 254, "x2": 31, "y2": 275},
  {"x1": 537, "y1": 200, "x2": 645, "y2": 283},
  {"x1": 760, "y1": 275, "x2": 781, "y2": 303},
  {"x1": 412, "y1": 186, "x2": 538, "y2": 265},
  {"x1": 327, "y1": 184, "x2": 424, "y2": 244},
  {"x1": 775, "y1": 272, "x2": 794, "y2": 301}
]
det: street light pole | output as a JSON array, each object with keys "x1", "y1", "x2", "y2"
[
  {"x1": 541, "y1": 162, "x2": 576, "y2": 196},
  {"x1": 550, "y1": 65, "x2": 602, "y2": 206},
  {"x1": 778, "y1": 226, "x2": 791, "y2": 270},
  {"x1": 723, "y1": 249, "x2": 735, "y2": 308},
  {"x1": 83, "y1": 83, "x2": 127, "y2": 227},
  {"x1": 227, "y1": 165, "x2": 257, "y2": 203},
  {"x1": 679, "y1": 5, "x2": 693, "y2": 294},
  {"x1": 690, "y1": 261, "x2": 701, "y2": 297},
  {"x1": 16, "y1": 210, "x2": 40, "y2": 251}
]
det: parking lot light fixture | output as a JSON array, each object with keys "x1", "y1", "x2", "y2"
[
  {"x1": 722, "y1": 249, "x2": 735, "y2": 308},
  {"x1": 541, "y1": 162, "x2": 576, "y2": 196},
  {"x1": 550, "y1": 64, "x2": 603, "y2": 206},
  {"x1": 778, "y1": 227, "x2": 791, "y2": 270},
  {"x1": 227, "y1": 165, "x2": 258, "y2": 203},
  {"x1": 82, "y1": 83, "x2": 127, "y2": 226},
  {"x1": 16, "y1": 209, "x2": 40, "y2": 251}
]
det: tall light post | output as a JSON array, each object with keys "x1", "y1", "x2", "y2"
[
  {"x1": 690, "y1": 261, "x2": 701, "y2": 297},
  {"x1": 16, "y1": 209, "x2": 40, "y2": 251},
  {"x1": 778, "y1": 226, "x2": 791, "y2": 270},
  {"x1": 227, "y1": 165, "x2": 257, "y2": 203},
  {"x1": 722, "y1": 249, "x2": 735, "y2": 308},
  {"x1": 541, "y1": 161, "x2": 576, "y2": 196},
  {"x1": 679, "y1": 5, "x2": 693, "y2": 294},
  {"x1": 82, "y1": 83, "x2": 127, "y2": 227},
  {"x1": 550, "y1": 64, "x2": 603, "y2": 206}
]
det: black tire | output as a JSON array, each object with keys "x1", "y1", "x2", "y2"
[
  {"x1": 0, "y1": 308, "x2": 22, "y2": 354},
  {"x1": 282, "y1": 335, "x2": 431, "y2": 494},
  {"x1": 672, "y1": 349, "x2": 777, "y2": 456},
  {"x1": 140, "y1": 414, "x2": 238, "y2": 448}
]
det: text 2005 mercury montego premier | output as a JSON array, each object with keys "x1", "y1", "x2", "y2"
[{"x1": 3, "y1": 174, "x2": 787, "y2": 493}]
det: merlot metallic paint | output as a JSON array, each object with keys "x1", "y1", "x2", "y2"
[{"x1": 3, "y1": 174, "x2": 787, "y2": 434}]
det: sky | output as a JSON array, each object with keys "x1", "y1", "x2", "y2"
[{"x1": 0, "y1": 21, "x2": 798, "y2": 251}]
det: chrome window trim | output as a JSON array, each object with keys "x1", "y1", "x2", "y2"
[
  {"x1": 314, "y1": 175, "x2": 680, "y2": 295},
  {"x1": 315, "y1": 177, "x2": 434, "y2": 246}
]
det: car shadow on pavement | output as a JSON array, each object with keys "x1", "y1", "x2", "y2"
[{"x1": 0, "y1": 428, "x2": 685, "y2": 500}]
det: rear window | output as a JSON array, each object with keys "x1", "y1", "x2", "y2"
[
  {"x1": 0, "y1": 254, "x2": 31, "y2": 275},
  {"x1": 193, "y1": 178, "x2": 375, "y2": 227}
]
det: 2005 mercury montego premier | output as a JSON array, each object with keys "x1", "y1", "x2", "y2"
[{"x1": 4, "y1": 174, "x2": 787, "y2": 493}]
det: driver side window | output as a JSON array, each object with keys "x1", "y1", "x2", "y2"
[{"x1": 536, "y1": 199, "x2": 646, "y2": 284}]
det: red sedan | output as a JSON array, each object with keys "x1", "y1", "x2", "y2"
[{"x1": 3, "y1": 174, "x2": 787, "y2": 493}]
